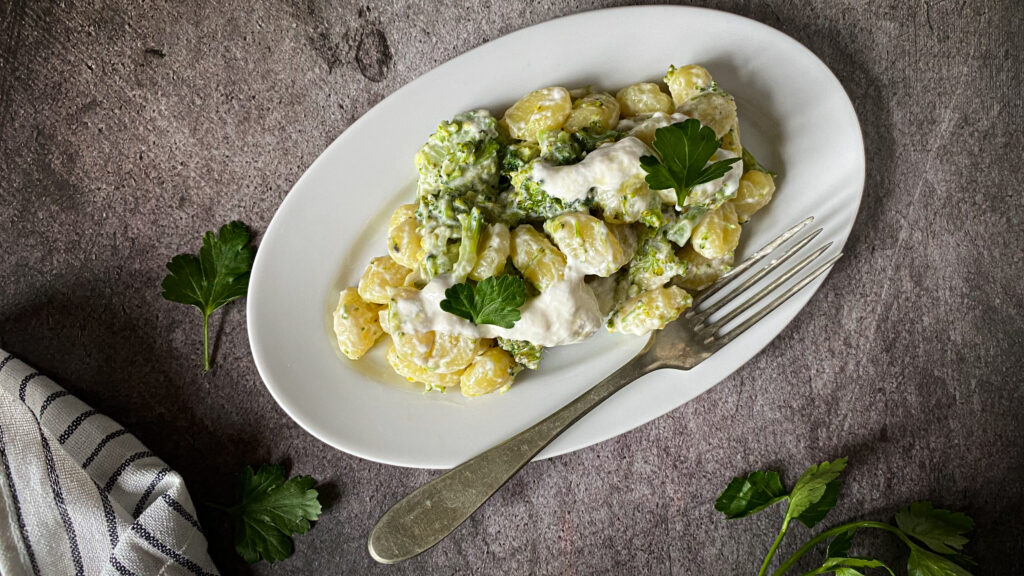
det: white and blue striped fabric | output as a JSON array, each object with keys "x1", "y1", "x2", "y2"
[{"x1": 0, "y1": 349, "x2": 219, "y2": 575}]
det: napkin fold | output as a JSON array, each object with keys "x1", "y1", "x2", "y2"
[{"x1": 0, "y1": 349, "x2": 219, "y2": 576}]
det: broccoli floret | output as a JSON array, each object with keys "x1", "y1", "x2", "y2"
[
  {"x1": 505, "y1": 146, "x2": 590, "y2": 222},
  {"x1": 626, "y1": 226, "x2": 687, "y2": 295},
  {"x1": 413, "y1": 110, "x2": 508, "y2": 279},
  {"x1": 420, "y1": 223, "x2": 459, "y2": 279},
  {"x1": 451, "y1": 207, "x2": 484, "y2": 281},
  {"x1": 537, "y1": 130, "x2": 581, "y2": 165},
  {"x1": 415, "y1": 110, "x2": 500, "y2": 196},
  {"x1": 507, "y1": 173, "x2": 590, "y2": 221},
  {"x1": 664, "y1": 205, "x2": 708, "y2": 247},
  {"x1": 571, "y1": 125, "x2": 622, "y2": 152},
  {"x1": 415, "y1": 110, "x2": 502, "y2": 228},
  {"x1": 501, "y1": 141, "x2": 540, "y2": 174},
  {"x1": 497, "y1": 338, "x2": 543, "y2": 370}
]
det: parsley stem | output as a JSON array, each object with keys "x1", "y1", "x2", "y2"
[
  {"x1": 758, "y1": 515, "x2": 791, "y2": 576},
  {"x1": 202, "y1": 311, "x2": 211, "y2": 372},
  {"x1": 771, "y1": 521, "x2": 909, "y2": 576}
]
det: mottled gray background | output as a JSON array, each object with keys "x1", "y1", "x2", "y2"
[{"x1": 2, "y1": 0, "x2": 1022, "y2": 574}]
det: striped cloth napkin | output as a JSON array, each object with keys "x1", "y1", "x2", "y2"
[{"x1": 0, "y1": 349, "x2": 219, "y2": 575}]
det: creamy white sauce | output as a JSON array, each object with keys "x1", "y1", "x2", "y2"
[
  {"x1": 529, "y1": 137, "x2": 651, "y2": 203},
  {"x1": 615, "y1": 111, "x2": 690, "y2": 132},
  {"x1": 393, "y1": 265, "x2": 604, "y2": 347}
]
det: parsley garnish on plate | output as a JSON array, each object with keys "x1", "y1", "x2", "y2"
[
  {"x1": 160, "y1": 221, "x2": 255, "y2": 371},
  {"x1": 440, "y1": 275, "x2": 527, "y2": 328},
  {"x1": 716, "y1": 457, "x2": 975, "y2": 576},
  {"x1": 639, "y1": 118, "x2": 741, "y2": 205},
  {"x1": 210, "y1": 464, "x2": 322, "y2": 564}
]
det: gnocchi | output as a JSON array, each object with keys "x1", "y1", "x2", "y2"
[
  {"x1": 691, "y1": 203, "x2": 741, "y2": 260},
  {"x1": 469, "y1": 223, "x2": 511, "y2": 281},
  {"x1": 731, "y1": 170, "x2": 776, "y2": 222},
  {"x1": 358, "y1": 255, "x2": 411, "y2": 305},
  {"x1": 665, "y1": 64, "x2": 713, "y2": 106},
  {"x1": 616, "y1": 83, "x2": 673, "y2": 117},
  {"x1": 502, "y1": 87, "x2": 572, "y2": 142},
  {"x1": 564, "y1": 92, "x2": 621, "y2": 133},
  {"x1": 510, "y1": 224, "x2": 567, "y2": 291},
  {"x1": 543, "y1": 212, "x2": 627, "y2": 276},
  {"x1": 608, "y1": 286, "x2": 693, "y2": 335},
  {"x1": 333, "y1": 288, "x2": 384, "y2": 360},
  {"x1": 460, "y1": 348, "x2": 519, "y2": 397}
]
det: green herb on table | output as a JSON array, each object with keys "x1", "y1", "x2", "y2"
[
  {"x1": 716, "y1": 457, "x2": 975, "y2": 575},
  {"x1": 209, "y1": 464, "x2": 322, "y2": 564},
  {"x1": 440, "y1": 275, "x2": 527, "y2": 328},
  {"x1": 160, "y1": 221, "x2": 255, "y2": 371},
  {"x1": 639, "y1": 118, "x2": 741, "y2": 205}
]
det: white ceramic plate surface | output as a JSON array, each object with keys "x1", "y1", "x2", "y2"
[{"x1": 247, "y1": 6, "x2": 864, "y2": 469}]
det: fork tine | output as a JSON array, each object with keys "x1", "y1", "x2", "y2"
[
  {"x1": 693, "y1": 216, "x2": 815, "y2": 306},
  {"x1": 697, "y1": 241, "x2": 833, "y2": 333},
  {"x1": 690, "y1": 228, "x2": 824, "y2": 323},
  {"x1": 709, "y1": 253, "x2": 842, "y2": 347}
]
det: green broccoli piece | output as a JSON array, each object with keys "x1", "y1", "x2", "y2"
[
  {"x1": 451, "y1": 207, "x2": 484, "y2": 281},
  {"x1": 413, "y1": 110, "x2": 511, "y2": 279},
  {"x1": 571, "y1": 125, "x2": 622, "y2": 152},
  {"x1": 508, "y1": 174, "x2": 590, "y2": 221},
  {"x1": 537, "y1": 130, "x2": 581, "y2": 165},
  {"x1": 501, "y1": 141, "x2": 540, "y2": 174},
  {"x1": 497, "y1": 338, "x2": 543, "y2": 370},
  {"x1": 626, "y1": 226, "x2": 687, "y2": 295},
  {"x1": 415, "y1": 110, "x2": 502, "y2": 228},
  {"x1": 420, "y1": 223, "x2": 460, "y2": 279},
  {"x1": 504, "y1": 143, "x2": 590, "y2": 221},
  {"x1": 415, "y1": 110, "x2": 500, "y2": 196},
  {"x1": 665, "y1": 205, "x2": 708, "y2": 247}
]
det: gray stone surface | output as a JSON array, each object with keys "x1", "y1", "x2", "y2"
[{"x1": 2, "y1": 0, "x2": 1022, "y2": 573}]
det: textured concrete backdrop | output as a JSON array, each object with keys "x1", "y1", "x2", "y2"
[{"x1": 1, "y1": 0, "x2": 1022, "y2": 574}]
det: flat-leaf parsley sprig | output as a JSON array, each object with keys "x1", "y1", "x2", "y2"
[
  {"x1": 716, "y1": 457, "x2": 975, "y2": 576},
  {"x1": 161, "y1": 221, "x2": 255, "y2": 371},
  {"x1": 440, "y1": 275, "x2": 527, "y2": 328},
  {"x1": 640, "y1": 118, "x2": 741, "y2": 205},
  {"x1": 209, "y1": 464, "x2": 322, "y2": 564}
]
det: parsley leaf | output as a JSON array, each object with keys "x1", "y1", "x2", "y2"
[
  {"x1": 222, "y1": 464, "x2": 322, "y2": 564},
  {"x1": 787, "y1": 457, "x2": 847, "y2": 524},
  {"x1": 826, "y1": 529, "x2": 857, "y2": 558},
  {"x1": 715, "y1": 470, "x2": 787, "y2": 519},
  {"x1": 816, "y1": 557, "x2": 894, "y2": 576},
  {"x1": 639, "y1": 119, "x2": 741, "y2": 205},
  {"x1": 895, "y1": 502, "x2": 974, "y2": 555},
  {"x1": 715, "y1": 458, "x2": 975, "y2": 576},
  {"x1": 161, "y1": 221, "x2": 255, "y2": 371},
  {"x1": 794, "y1": 478, "x2": 842, "y2": 529},
  {"x1": 440, "y1": 275, "x2": 527, "y2": 328},
  {"x1": 906, "y1": 546, "x2": 973, "y2": 576}
]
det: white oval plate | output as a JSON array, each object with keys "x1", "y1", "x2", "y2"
[{"x1": 248, "y1": 6, "x2": 864, "y2": 469}]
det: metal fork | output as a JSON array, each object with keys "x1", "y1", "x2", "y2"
[{"x1": 368, "y1": 216, "x2": 841, "y2": 564}]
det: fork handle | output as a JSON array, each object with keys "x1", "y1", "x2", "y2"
[{"x1": 368, "y1": 357, "x2": 652, "y2": 563}]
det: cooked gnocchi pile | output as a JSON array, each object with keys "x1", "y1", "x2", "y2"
[{"x1": 334, "y1": 64, "x2": 777, "y2": 397}]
